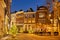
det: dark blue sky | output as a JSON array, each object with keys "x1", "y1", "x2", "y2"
[{"x1": 11, "y1": 0, "x2": 47, "y2": 12}]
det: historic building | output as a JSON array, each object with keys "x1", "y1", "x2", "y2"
[
  {"x1": 0, "y1": 0, "x2": 12, "y2": 37},
  {"x1": 51, "y1": 0, "x2": 59, "y2": 35},
  {"x1": 58, "y1": 2, "x2": 60, "y2": 35},
  {"x1": 11, "y1": 11, "x2": 36, "y2": 33},
  {"x1": 36, "y1": 6, "x2": 51, "y2": 32},
  {"x1": 24, "y1": 12, "x2": 36, "y2": 33},
  {"x1": 16, "y1": 11, "x2": 24, "y2": 33},
  {"x1": 36, "y1": 6, "x2": 48, "y2": 23},
  {"x1": 0, "y1": 0, "x2": 6, "y2": 36},
  {"x1": 4, "y1": 0, "x2": 12, "y2": 34},
  {"x1": 53, "y1": 0, "x2": 60, "y2": 35},
  {"x1": 10, "y1": 0, "x2": 60, "y2": 35}
]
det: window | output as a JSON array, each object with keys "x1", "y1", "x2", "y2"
[
  {"x1": 32, "y1": 19, "x2": 35, "y2": 23},
  {"x1": 16, "y1": 14, "x2": 23, "y2": 16},
  {"x1": 25, "y1": 15, "x2": 28, "y2": 18},
  {"x1": 29, "y1": 14, "x2": 35, "y2": 18},
  {"x1": 39, "y1": 13, "x2": 45, "y2": 18},
  {"x1": 28, "y1": 20, "x2": 31, "y2": 23},
  {"x1": 32, "y1": 14, "x2": 35, "y2": 18}
]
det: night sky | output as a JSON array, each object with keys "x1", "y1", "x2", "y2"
[{"x1": 11, "y1": 0, "x2": 47, "y2": 12}]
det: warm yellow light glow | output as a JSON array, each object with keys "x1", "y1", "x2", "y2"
[
  {"x1": 59, "y1": 17, "x2": 60, "y2": 20},
  {"x1": 50, "y1": 19, "x2": 53, "y2": 22},
  {"x1": 49, "y1": 14, "x2": 51, "y2": 17}
]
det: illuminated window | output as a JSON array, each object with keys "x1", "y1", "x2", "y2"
[
  {"x1": 49, "y1": 14, "x2": 51, "y2": 17},
  {"x1": 32, "y1": 19, "x2": 35, "y2": 23},
  {"x1": 28, "y1": 20, "x2": 31, "y2": 23},
  {"x1": 24, "y1": 19, "x2": 27, "y2": 23},
  {"x1": 39, "y1": 13, "x2": 45, "y2": 18},
  {"x1": 25, "y1": 15, "x2": 29, "y2": 18}
]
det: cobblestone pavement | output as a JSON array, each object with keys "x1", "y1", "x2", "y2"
[{"x1": 0, "y1": 33, "x2": 60, "y2": 40}]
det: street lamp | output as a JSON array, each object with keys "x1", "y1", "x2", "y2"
[{"x1": 49, "y1": 14, "x2": 51, "y2": 17}]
